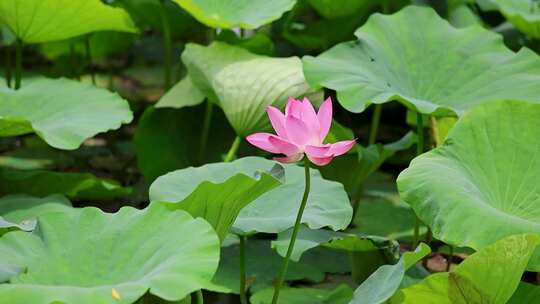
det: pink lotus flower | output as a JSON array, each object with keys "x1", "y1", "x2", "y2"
[{"x1": 246, "y1": 97, "x2": 356, "y2": 166}]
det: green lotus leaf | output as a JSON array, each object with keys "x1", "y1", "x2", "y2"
[
  {"x1": 251, "y1": 284, "x2": 353, "y2": 304},
  {"x1": 398, "y1": 101, "x2": 540, "y2": 270},
  {"x1": 508, "y1": 282, "x2": 540, "y2": 304},
  {"x1": 149, "y1": 157, "x2": 284, "y2": 241},
  {"x1": 303, "y1": 6, "x2": 540, "y2": 115},
  {"x1": 0, "y1": 168, "x2": 130, "y2": 201},
  {"x1": 134, "y1": 105, "x2": 237, "y2": 183},
  {"x1": 320, "y1": 132, "x2": 416, "y2": 198},
  {"x1": 182, "y1": 42, "x2": 322, "y2": 136},
  {"x1": 0, "y1": 194, "x2": 72, "y2": 234},
  {"x1": 351, "y1": 194, "x2": 427, "y2": 240},
  {"x1": 233, "y1": 159, "x2": 353, "y2": 234},
  {"x1": 0, "y1": 77, "x2": 133, "y2": 150},
  {"x1": 0, "y1": 0, "x2": 137, "y2": 44},
  {"x1": 272, "y1": 225, "x2": 398, "y2": 262},
  {"x1": 0, "y1": 204, "x2": 220, "y2": 303},
  {"x1": 392, "y1": 234, "x2": 539, "y2": 304},
  {"x1": 118, "y1": 0, "x2": 205, "y2": 39},
  {"x1": 0, "y1": 146, "x2": 73, "y2": 170},
  {"x1": 351, "y1": 243, "x2": 431, "y2": 304},
  {"x1": 307, "y1": 0, "x2": 375, "y2": 19},
  {"x1": 488, "y1": 0, "x2": 540, "y2": 38},
  {"x1": 207, "y1": 240, "x2": 349, "y2": 293},
  {"x1": 171, "y1": 0, "x2": 296, "y2": 29},
  {"x1": 155, "y1": 76, "x2": 205, "y2": 109}
]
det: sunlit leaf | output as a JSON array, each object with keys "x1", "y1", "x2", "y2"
[
  {"x1": 182, "y1": 42, "x2": 322, "y2": 136},
  {"x1": 0, "y1": 204, "x2": 220, "y2": 303},
  {"x1": 398, "y1": 101, "x2": 540, "y2": 270},
  {"x1": 171, "y1": 0, "x2": 296, "y2": 29},
  {"x1": 0, "y1": 0, "x2": 137, "y2": 43},
  {"x1": 303, "y1": 6, "x2": 540, "y2": 115},
  {"x1": 149, "y1": 157, "x2": 284, "y2": 241},
  {"x1": 0, "y1": 78, "x2": 133, "y2": 150}
]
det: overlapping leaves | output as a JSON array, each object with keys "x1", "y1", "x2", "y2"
[{"x1": 303, "y1": 6, "x2": 540, "y2": 115}]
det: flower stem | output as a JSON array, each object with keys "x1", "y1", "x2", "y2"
[
  {"x1": 271, "y1": 157, "x2": 311, "y2": 304},
  {"x1": 85, "y1": 35, "x2": 96, "y2": 85},
  {"x1": 14, "y1": 39, "x2": 22, "y2": 90},
  {"x1": 5, "y1": 45, "x2": 12, "y2": 88},
  {"x1": 239, "y1": 235, "x2": 248, "y2": 304},
  {"x1": 159, "y1": 0, "x2": 172, "y2": 90},
  {"x1": 412, "y1": 112, "x2": 424, "y2": 248},
  {"x1": 368, "y1": 104, "x2": 382, "y2": 145},
  {"x1": 224, "y1": 136, "x2": 241, "y2": 163},
  {"x1": 198, "y1": 101, "x2": 214, "y2": 164}
]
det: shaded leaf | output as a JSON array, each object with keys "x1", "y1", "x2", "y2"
[
  {"x1": 251, "y1": 284, "x2": 353, "y2": 304},
  {"x1": 206, "y1": 240, "x2": 350, "y2": 293},
  {"x1": 272, "y1": 225, "x2": 398, "y2": 261},
  {"x1": 0, "y1": 168, "x2": 131, "y2": 201}
]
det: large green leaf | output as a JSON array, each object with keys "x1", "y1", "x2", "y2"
[
  {"x1": 0, "y1": 0, "x2": 137, "y2": 43},
  {"x1": 391, "y1": 234, "x2": 539, "y2": 304},
  {"x1": 207, "y1": 240, "x2": 350, "y2": 293},
  {"x1": 303, "y1": 6, "x2": 540, "y2": 116},
  {"x1": 251, "y1": 284, "x2": 353, "y2": 304},
  {"x1": 149, "y1": 157, "x2": 284, "y2": 241},
  {"x1": 508, "y1": 282, "x2": 540, "y2": 304},
  {"x1": 398, "y1": 101, "x2": 540, "y2": 270},
  {"x1": 0, "y1": 204, "x2": 220, "y2": 303},
  {"x1": 0, "y1": 194, "x2": 72, "y2": 234},
  {"x1": 171, "y1": 0, "x2": 296, "y2": 29},
  {"x1": 0, "y1": 168, "x2": 131, "y2": 201},
  {"x1": 352, "y1": 194, "x2": 427, "y2": 241},
  {"x1": 307, "y1": 0, "x2": 375, "y2": 19},
  {"x1": 182, "y1": 42, "x2": 322, "y2": 136},
  {"x1": 351, "y1": 243, "x2": 431, "y2": 304},
  {"x1": 0, "y1": 77, "x2": 133, "y2": 150},
  {"x1": 134, "y1": 105, "x2": 237, "y2": 183},
  {"x1": 488, "y1": 0, "x2": 540, "y2": 38},
  {"x1": 233, "y1": 159, "x2": 353, "y2": 234}
]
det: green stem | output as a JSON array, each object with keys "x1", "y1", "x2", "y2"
[
  {"x1": 85, "y1": 35, "x2": 96, "y2": 85},
  {"x1": 272, "y1": 158, "x2": 311, "y2": 304},
  {"x1": 196, "y1": 290, "x2": 204, "y2": 304},
  {"x1": 198, "y1": 101, "x2": 214, "y2": 164},
  {"x1": 446, "y1": 245, "x2": 454, "y2": 272},
  {"x1": 14, "y1": 39, "x2": 22, "y2": 90},
  {"x1": 412, "y1": 112, "x2": 424, "y2": 248},
  {"x1": 5, "y1": 46, "x2": 12, "y2": 88},
  {"x1": 159, "y1": 0, "x2": 172, "y2": 90},
  {"x1": 368, "y1": 104, "x2": 382, "y2": 145},
  {"x1": 224, "y1": 136, "x2": 241, "y2": 163},
  {"x1": 239, "y1": 235, "x2": 248, "y2": 304}
]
